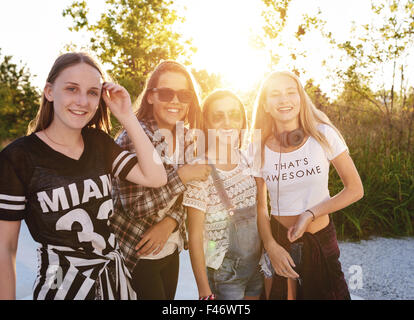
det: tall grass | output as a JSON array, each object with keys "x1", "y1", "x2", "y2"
[{"x1": 327, "y1": 106, "x2": 414, "y2": 240}]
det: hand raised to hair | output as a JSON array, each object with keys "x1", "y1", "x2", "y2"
[{"x1": 101, "y1": 82, "x2": 134, "y2": 123}]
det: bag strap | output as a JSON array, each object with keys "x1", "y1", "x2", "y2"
[
  {"x1": 209, "y1": 151, "x2": 250, "y2": 215},
  {"x1": 239, "y1": 149, "x2": 250, "y2": 168},
  {"x1": 208, "y1": 164, "x2": 235, "y2": 215}
]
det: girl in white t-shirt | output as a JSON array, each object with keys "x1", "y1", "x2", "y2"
[
  {"x1": 183, "y1": 89, "x2": 263, "y2": 300},
  {"x1": 252, "y1": 71, "x2": 364, "y2": 300}
]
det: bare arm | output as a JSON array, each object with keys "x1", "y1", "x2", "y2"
[
  {"x1": 122, "y1": 115, "x2": 167, "y2": 187},
  {"x1": 116, "y1": 163, "x2": 211, "y2": 220},
  {"x1": 256, "y1": 177, "x2": 299, "y2": 279},
  {"x1": 312, "y1": 150, "x2": 364, "y2": 216},
  {"x1": 135, "y1": 216, "x2": 178, "y2": 255},
  {"x1": 0, "y1": 220, "x2": 21, "y2": 300},
  {"x1": 256, "y1": 177, "x2": 273, "y2": 248},
  {"x1": 102, "y1": 82, "x2": 167, "y2": 188},
  {"x1": 187, "y1": 206, "x2": 212, "y2": 297},
  {"x1": 288, "y1": 151, "x2": 364, "y2": 242},
  {"x1": 134, "y1": 165, "x2": 212, "y2": 255}
]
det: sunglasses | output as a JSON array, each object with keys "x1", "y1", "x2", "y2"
[
  {"x1": 211, "y1": 111, "x2": 242, "y2": 123},
  {"x1": 150, "y1": 87, "x2": 193, "y2": 103}
]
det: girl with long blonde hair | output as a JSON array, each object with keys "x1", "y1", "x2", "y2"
[{"x1": 253, "y1": 71, "x2": 363, "y2": 300}]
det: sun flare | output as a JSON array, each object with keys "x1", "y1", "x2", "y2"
[{"x1": 180, "y1": 0, "x2": 269, "y2": 92}]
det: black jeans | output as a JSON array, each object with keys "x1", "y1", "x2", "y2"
[{"x1": 131, "y1": 249, "x2": 179, "y2": 300}]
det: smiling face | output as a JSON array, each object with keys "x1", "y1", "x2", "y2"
[
  {"x1": 264, "y1": 74, "x2": 301, "y2": 129},
  {"x1": 205, "y1": 96, "x2": 244, "y2": 148},
  {"x1": 44, "y1": 63, "x2": 102, "y2": 132},
  {"x1": 147, "y1": 71, "x2": 190, "y2": 131}
]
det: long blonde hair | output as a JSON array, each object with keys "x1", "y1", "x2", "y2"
[{"x1": 251, "y1": 71, "x2": 345, "y2": 166}]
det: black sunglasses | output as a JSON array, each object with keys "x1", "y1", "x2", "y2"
[{"x1": 150, "y1": 87, "x2": 193, "y2": 103}]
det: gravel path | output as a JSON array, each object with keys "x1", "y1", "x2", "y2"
[{"x1": 338, "y1": 237, "x2": 414, "y2": 300}]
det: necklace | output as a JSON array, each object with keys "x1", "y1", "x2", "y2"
[
  {"x1": 43, "y1": 128, "x2": 81, "y2": 148},
  {"x1": 43, "y1": 129, "x2": 68, "y2": 146}
]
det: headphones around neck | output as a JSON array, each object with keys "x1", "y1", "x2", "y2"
[
  {"x1": 274, "y1": 127, "x2": 304, "y2": 239},
  {"x1": 277, "y1": 128, "x2": 305, "y2": 148}
]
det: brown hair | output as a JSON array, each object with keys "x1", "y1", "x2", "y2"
[
  {"x1": 202, "y1": 89, "x2": 247, "y2": 148},
  {"x1": 27, "y1": 52, "x2": 111, "y2": 134},
  {"x1": 252, "y1": 71, "x2": 345, "y2": 166},
  {"x1": 134, "y1": 60, "x2": 202, "y2": 130}
]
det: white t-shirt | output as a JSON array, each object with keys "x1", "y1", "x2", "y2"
[
  {"x1": 257, "y1": 124, "x2": 348, "y2": 217},
  {"x1": 182, "y1": 155, "x2": 257, "y2": 270}
]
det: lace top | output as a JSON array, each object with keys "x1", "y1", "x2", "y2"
[{"x1": 183, "y1": 158, "x2": 257, "y2": 269}]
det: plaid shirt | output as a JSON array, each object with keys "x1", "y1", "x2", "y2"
[{"x1": 110, "y1": 118, "x2": 188, "y2": 272}]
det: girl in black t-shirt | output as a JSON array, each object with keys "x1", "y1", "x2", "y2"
[{"x1": 0, "y1": 52, "x2": 167, "y2": 300}]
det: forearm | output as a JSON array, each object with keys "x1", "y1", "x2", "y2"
[
  {"x1": 187, "y1": 209, "x2": 212, "y2": 297},
  {"x1": 257, "y1": 206, "x2": 278, "y2": 251},
  {"x1": 255, "y1": 177, "x2": 279, "y2": 251},
  {"x1": 122, "y1": 116, "x2": 166, "y2": 187},
  {"x1": 188, "y1": 236, "x2": 211, "y2": 297},
  {"x1": 0, "y1": 251, "x2": 16, "y2": 300},
  {"x1": 160, "y1": 216, "x2": 178, "y2": 233},
  {"x1": 165, "y1": 198, "x2": 186, "y2": 232},
  {"x1": 310, "y1": 185, "x2": 364, "y2": 219},
  {"x1": 310, "y1": 151, "x2": 364, "y2": 219},
  {"x1": 119, "y1": 171, "x2": 186, "y2": 219}
]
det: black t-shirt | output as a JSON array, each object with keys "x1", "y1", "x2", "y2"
[{"x1": 0, "y1": 128, "x2": 137, "y2": 256}]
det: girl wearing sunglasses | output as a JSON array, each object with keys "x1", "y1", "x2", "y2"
[
  {"x1": 110, "y1": 60, "x2": 211, "y2": 299},
  {"x1": 183, "y1": 89, "x2": 264, "y2": 300},
  {"x1": 252, "y1": 71, "x2": 363, "y2": 300},
  {"x1": 0, "y1": 52, "x2": 167, "y2": 300}
]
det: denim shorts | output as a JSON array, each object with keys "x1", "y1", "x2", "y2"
[
  {"x1": 207, "y1": 205, "x2": 263, "y2": 299},
  {"x1": 207, "y1": 255, "x2": 264, "y2": 299}
]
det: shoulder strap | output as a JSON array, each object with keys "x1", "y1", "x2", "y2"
[
  {"x1": 208, "y1": 164, "x2": 234, "y2": 213},
  {"x1": 239, "y1": 149, "x2": 251, "y2": 169}
]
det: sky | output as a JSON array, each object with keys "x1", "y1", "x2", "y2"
[{"x1": 0, "y1": 0, "x2": 374, "y2": 97}]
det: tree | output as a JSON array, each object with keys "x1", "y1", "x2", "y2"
[
  {"x1": 257, "y1": 0, "x2": 327, "y2": 75},
  {"x1": 304, "y1": 79, "x2": 330, "y2": 111},
  {"x1": 0, "y1": 50, "x2": 40, "y2": 145},
  {"x1": 190, "y1": 68, "x2": 223, "y2": 100},
  {"x1": 334, "y1": 0, "x2": 414, "y2": 153},
  {"x1": 63, "y1": 0, "x2": 195, "y2": 101}
]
